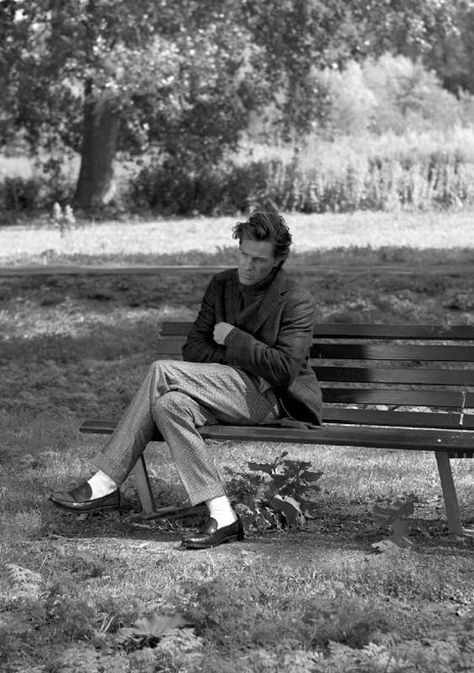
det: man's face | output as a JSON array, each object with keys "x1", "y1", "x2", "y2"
[{"x1": 237, "y1": 237, "x2": 281, "y2": 286}]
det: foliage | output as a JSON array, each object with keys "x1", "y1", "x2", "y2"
[
  {"x1": 319, "y1": 53, "x2": 472, "y2": 137},
  {"x1": 124, "y1": 132, "x2": 474, "y2": 216},
  {"x1": 186, "y1": 575, "x2": 474, "y2": 672},
  {"x1": 0, "y1": 168, "x2": 74, "y2": 218},
  {"x1": 114, "y1": 612, "x2": 191, "y2": 651},
  {"x1": 128, "y1": 159, "x2": 279, "y2": 215},
  {"x1": 121, "y1": 52, "x2": 474, "y2": 216},
  {"x1": 7, "y1": 125, "x2": 474, "y2": 217},
  {"x1": 225, "y1": 451, "x2": 323, "y2": 533},
  {"x1": 427, "y1": 0, "x2": 474, "y2": 95},
  {"x1": 51, "y1": 202, "x2": 77, "y2": 235},
  {"x1": 0, "y1": 0, "x2": 466, "y2": 209},
  {"x1": 233, "y1": 129, "x2": 474, "y2": 215},
  {"x1": 0, "y1": 0, "x2": 259, "y2": 207},
  {"x1": 239, "y1": 0, "x2": 459, "y2": 140}
]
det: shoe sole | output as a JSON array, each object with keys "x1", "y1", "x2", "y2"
[
  {"x1": 183, "y1": 534, "x2": 244, "y2": 550},
  {"x1": 49, "y1": 499, "x2": 120, "y2": 513}
]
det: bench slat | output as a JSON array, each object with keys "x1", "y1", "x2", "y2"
[
  {"x1": 80, "y1": 418, "x2": 473, "y2": 455},
  {"x1": 156, "y1": 343, "x2": 474, "y2": 370},
  {"x1": 312, "y1": 343, "x2": 474, "y2": 361},
  {"x1": 315, "y1": 365, "x2": 474, "y2": 386},
  {"x1": 80, "y1": 410, "x2": 466, "y2": 432},
  {"x1": 160, "y1": 322, "x2": 192, "y2": 337},
  {"x1": 313, "y1": 324, "x2": 474, "y2": 339},
  {"x1": 196, "y1": 424, "x2": 474, "y2": 454},
  {"x1": 155, "y1": 338, "x2": 186, "y2": 355},
  {"x1": 322, "y1": 388, "x2": 464, "y2": 407},
  {"x1": 159, "y1": 322, "x2": 474, "y2": 340},
  {"x1": 463, "y1": 414, "x2": 474, "y2": 428},
  {"x1": 323, "y1": 408, "x2": 463, "y2": 428},
  {"x1": 80, "y1": 419, "x2": 118, "y2": 434},
  {"x1": 465, "y1": 392, "x2": 474, "y2": 407}
]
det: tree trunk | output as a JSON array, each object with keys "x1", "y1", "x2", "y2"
[{"x1": 74, "y1": 84, "x2": 120, "y2": 210}]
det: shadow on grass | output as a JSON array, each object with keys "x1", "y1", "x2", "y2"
[
  {"x1": 1, "y1": 320, "x2": 166, "y2": 363},
  {"x1": 41, "y1": 506, "x2": 184, "y2": 544},
  {"x1": 39, "y1": 502, "x2": 474, "y2": 557}
]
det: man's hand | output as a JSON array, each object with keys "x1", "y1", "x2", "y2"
[{"x1": 213, "y1": 322, "x2": 235, "y2": 345}]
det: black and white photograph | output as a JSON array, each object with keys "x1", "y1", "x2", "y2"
[{"x1": 1, "y1": 1, "x2": 473, "y2": 671}]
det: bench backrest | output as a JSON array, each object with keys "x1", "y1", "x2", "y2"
[{"x1": 158, "y1": 322, "x2": 474, "y2": 430}]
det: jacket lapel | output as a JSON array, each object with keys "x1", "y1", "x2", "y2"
[
  {"x1": 247, "y1": 268, "x2": 290, "y2": 334},
  {"x1": 223, "y1": 270, "x2": 241, "y2": 324}
]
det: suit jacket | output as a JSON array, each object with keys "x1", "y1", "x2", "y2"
[{"x1": 182, "y1": 267, "x2": 322, "y2": 425}]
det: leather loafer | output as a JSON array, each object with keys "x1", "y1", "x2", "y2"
[
  {"x1": 181, "y1": 516, "x2": 244, "y2": 550},
  {"x1": 49, "y1": 481, "x2": 120, "y2": 513}
]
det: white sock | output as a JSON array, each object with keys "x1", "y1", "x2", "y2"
[
  {"x1": 87, "y1": 470, "x2": 118, "y2": 499},
  {"x1": 206, "y1": 495, "x2": 237, "y2": 528}
]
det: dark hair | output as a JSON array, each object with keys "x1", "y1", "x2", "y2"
[{"x1": 232, "y1": 211, "x2": 292, "y2": 261}]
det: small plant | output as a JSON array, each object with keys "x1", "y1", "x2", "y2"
[
  {"x1": 226, "y1": 451, "x2": 323, "y2": 533},
  {"x1": 44, "y1": 581, "x2": 98, "y2": 640},
  {"x1": 114, "y1": 611, "x2": 191, "y2": 651},
  {"x1": 372, "y1": 495, "x2": 418, "y2": 551},
  {"x1": 51, "y1": 201, "x2": 76, "y2": 234}
]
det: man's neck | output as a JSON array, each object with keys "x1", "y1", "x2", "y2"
[{"x1": 239, "y1": 266, "x2": 281, "y2": 295}]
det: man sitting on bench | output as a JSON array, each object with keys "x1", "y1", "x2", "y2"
[{"x1": 49, "y1": 211, "x2": 322, "y2": 549}]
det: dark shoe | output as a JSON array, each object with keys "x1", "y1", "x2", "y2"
[
  {"x1": 181, "y1": 516, "x2": 244, "y2": 550},
  {"x1": 49, "y1": 481, "x2": 120, "y2": 512}
]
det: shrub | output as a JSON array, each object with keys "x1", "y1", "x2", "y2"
[
  {"x1": 0, "y1": 172, "x2": 74, "y2": 218},
  {"x1": 128, "y1": 159, "x2": 282, "y2": 215},
  {"x1": 128, "y1": 160, "x2": 224, "y2": 215},
  {"x1": 0, "y1": 175, "x2": 41, "y2": 212},
  {"x1": 126, "y1": 125, "x2": 474, "y2": 215}
]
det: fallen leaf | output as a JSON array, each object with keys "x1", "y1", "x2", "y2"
[
  {"x1": 130, "y1": 613, "x2": 190, "y2": 638},
  {"x1": 391, "y1": 518, "x2": 415, "y2": 547},
  {"x1": 371, "y1": 539, "x2": 401, "y2": 553},
  {"x1": 269, "y1": 494, "x2": 303, "y2": 526},
  {"x1": 373, "y1": 500, "x2": 414, "y2": 520}
]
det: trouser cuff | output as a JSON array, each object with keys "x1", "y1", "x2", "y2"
[{"x1": 93, "y1": 452, "x2": 129, "y2": 485}]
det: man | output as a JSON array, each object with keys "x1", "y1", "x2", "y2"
[{"x1": 49, "y1": 211, "x2": 322, "y2": 549}]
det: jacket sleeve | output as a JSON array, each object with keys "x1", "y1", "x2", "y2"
[
  {"x1": 181, "y1": 276, "x2": 228, "y2": 364},
  {"x1": 223, "y1": 292, "x2": 315, "y2": 388}
]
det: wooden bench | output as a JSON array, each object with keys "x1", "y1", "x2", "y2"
[{"x1": 80, "y1": 322, "x2": 474, "y2": 537}]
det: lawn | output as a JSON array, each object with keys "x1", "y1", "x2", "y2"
[
  {"x1": 2, "y1": 210, "x2": 474, "y2": 266},
  {"x1": 1, "y1": 211, "x2": 474, "y2": 673}
]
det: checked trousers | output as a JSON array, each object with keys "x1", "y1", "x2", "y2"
[{"x1": 93, "y1": 360, "x2": 280, "y2": 505}]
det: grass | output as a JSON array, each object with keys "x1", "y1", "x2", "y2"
[
  {"x1": 2, "y1": 211, "x2": 474, "y2": 267},
  {"x1": 2, "y1": 413, "x2": 474, "y2": 672},
  {"x1": 1, "y1": 212, "x2": 474, "y2": 672}
]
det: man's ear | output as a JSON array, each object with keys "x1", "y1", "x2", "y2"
[{"x1": 273, "y1": 254, "x2": 286, "y2": 268}]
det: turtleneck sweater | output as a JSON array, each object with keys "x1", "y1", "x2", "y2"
[
  {"x1": 235, "y1": 266, "x2": 280, "y2": 330},
  {"x1": 223, "y1": 266, "x2": 281, "y2": 394}
]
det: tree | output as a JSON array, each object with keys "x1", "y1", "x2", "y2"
[
  {"x1": 241, "y1": 0, "x2": 459, "y2": 138},
  {"x1": 0, "y1": 0, "x2": 462, "y2": 212},
  {"x1": 423, "y1": 0, "x2": 474, "y2": 95},
  {"x1": 0, "y1": 0, "x2": 255, "y2": 209}
]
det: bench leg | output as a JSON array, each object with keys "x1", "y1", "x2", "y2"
[
  {"x1": 132, "y1": 455, "x2": 156, "y2": 514},
  {"x1": 435, "y1": 452, "x2": 464, "y2": 537}
]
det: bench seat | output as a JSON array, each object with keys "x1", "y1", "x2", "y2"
[{"x1": 81, "y1": 418, "x2": 473, "y2": 457}]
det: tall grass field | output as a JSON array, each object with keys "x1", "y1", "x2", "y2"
[{"x1": 1, "y1": 212, "x2": 474, "y2": 673}]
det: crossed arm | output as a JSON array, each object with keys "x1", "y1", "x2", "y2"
[{"x1": 182, "y1": 276, "x2": 315, "y2": 389}]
